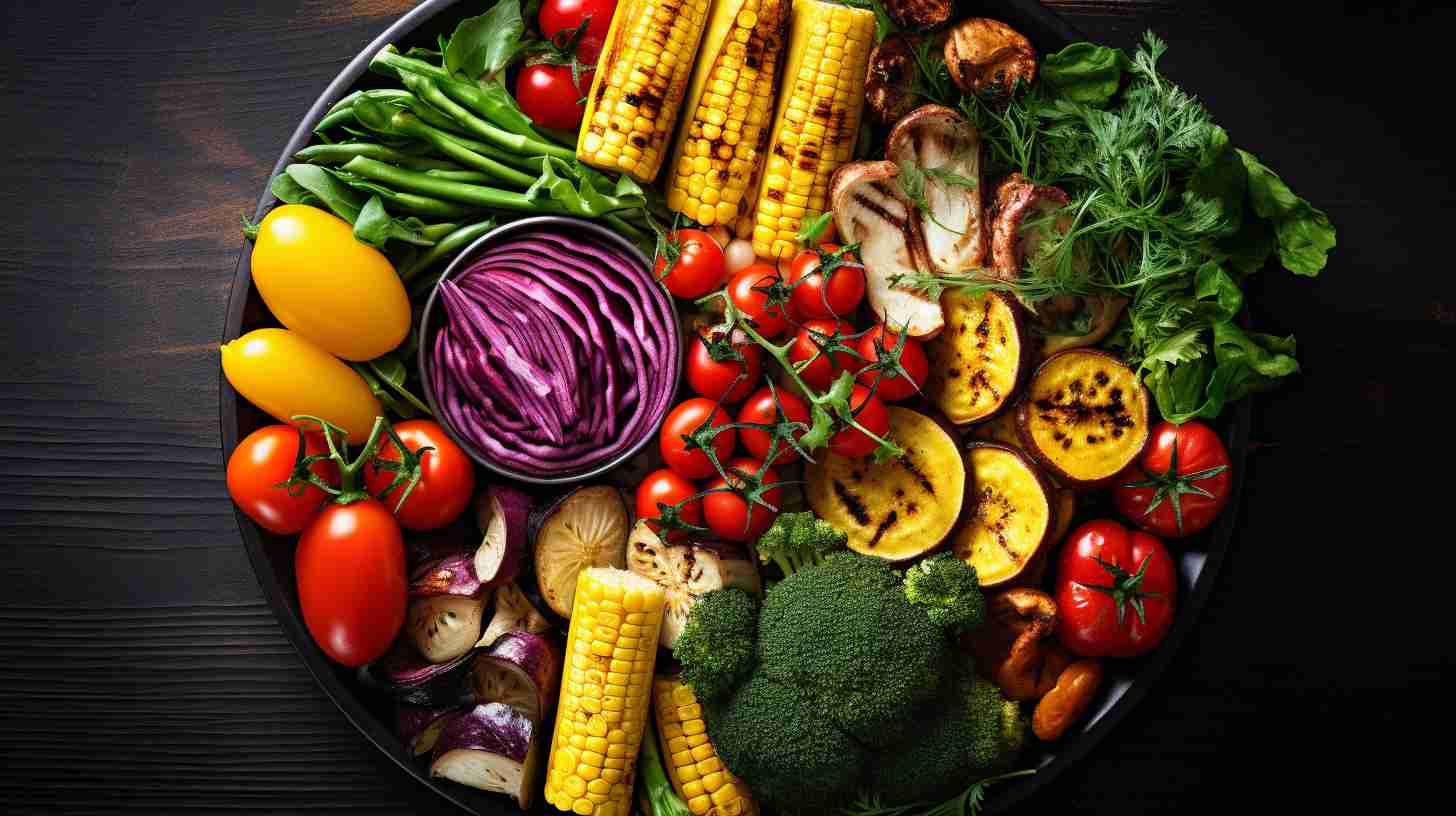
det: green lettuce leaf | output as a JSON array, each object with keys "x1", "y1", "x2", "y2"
[{"x1": 1238, "y1": 149, "x2": 1336, "y2": 276}]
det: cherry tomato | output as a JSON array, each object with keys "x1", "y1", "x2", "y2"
[
  {"x1": 737, "y1": 386, "x2": 811, "y2": 465},
  {"x1": 727, "y1": 263, "x2": 791, "y2": 337},
  {"x1": 655, "y1": 228, "x2": 727, "y2": 299},
  {"x1": 659, "y1": 398, "x2": 736, "y2": 480},
  {"x1": 686, "y1": 329, "x2": 762, "y2": 404},
  {"x1": 855, "y1": 326, "x2": 929, "y2": 402},
  {"x1": 296, "y1": 499, "x2": 407, "y2": 667},
  {"x1": 787, "y1": 244, "x2": 866, "y2": 319},
  {"x1": 538, "y1": 0, "x2": 617, "y2": 63},
  {"x1": 227, "y1": 425, "x2": 338, "y2": 535},
  {"x1": 635, "y1": 468, "x2": 702, "y2": 541},
  {"x1": 1054, "y1": 519, "x2": 1177, "y2": 658},
  {"x1": 515, "y1": 63, "x2": 593, "y2": 131},
  {"x1": 828, "y1": 385, "x2": 889, "y2": 459},
  {"x1": 703, "y1": 457, "x2": 783, "y2": 542},
  {"x1": 1112, "y1": 420, "x2": 1232, "y2": 538},
  {"x1": 362, "y1": 420, "x2": 475, "y2": 532},
  {"x1": 789, "y1": 319, "x2": 861, "y2": 391}
]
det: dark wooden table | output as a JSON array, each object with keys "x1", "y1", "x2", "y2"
[{"x1": 1, "y1": 1, "x2": 1447, "y2": 813}]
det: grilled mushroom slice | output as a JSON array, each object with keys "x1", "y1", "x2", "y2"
[
  {"x1": 887, "y1": 105, "x2": 987, "y2": 276},
  {"x1": 865, "y1": 34, "x2": 921, "y2": 127},
  {"x1": 944, "y1": 18, "x2": 1037, "y2": 99}
]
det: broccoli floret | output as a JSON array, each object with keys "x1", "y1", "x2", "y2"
[
  {"x1": 757, "y1": 552, "x2": 950, "y2": 748},
  {"x1": 903, "y1": 552, "x2": 988, "y2": 634},
  {"x1": 673, "y1": 588, "x2": 758, "y2": 703},
  {"x1": 705, "y1": 674, "x2": 867, "y2": 811},
  {"x1": 755, "y1": 511, "x2": 846, "y2": 577}
]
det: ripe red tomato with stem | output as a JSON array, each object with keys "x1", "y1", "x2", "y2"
[
  {"x1": 362, "y1": 420, "x2": 475, "y2": 531},
  {"x1": 737, "y1": 385, "x2": 811, "y2": 465},
  {"x1": 828, "y1": 385, "x2": 889, "y2": 459},
  {"x1": 727, "y1": 263, "x2": 791, "y2": 337},
  {"x1": 789, "y1": 319, "x2": 862, "y2": 391},
  {"x1": 227, "y1": 425, "x2": 338, "y2": 535},
  {"x1": 703, "y1": 457, "x2": 783, "y2": 542},
  {"x1": 787, "y1": 244, "x2": 865, "y2": 319},
  {"x1": 538, "y1": 0, "x2": 617, "y2": 63},
  {"x1": 1054, "y1": 519, "x2": 1177, "y2": 658},
  {"x1": 515, "y1": 63, "x2": 593, "y2": 131},
  {"x1": 855, "y1": 326, "x2": 928, "y2": 402},
  {"x1": 635, "y1": 468, "x2": 703, "y2": 541},
  {"x1": 1112, "y1": 420, "x2": 1232, "y2": 538},
  {"x1": 659, "y1": 398, "x2": 736, "y2": 480},
  {"x1": 655, "y1": 228, "x2": 727, "y2": 299},
  {"x1": 686, "y1": 328, "x2": 761, "y2": 404},
  {"x1": 297, "y1": 498, "x2": 407, "y2": 667}
]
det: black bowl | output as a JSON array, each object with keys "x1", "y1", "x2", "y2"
[{"x1": 220, "y1": 1, "x2": 1252, "y2": 813}]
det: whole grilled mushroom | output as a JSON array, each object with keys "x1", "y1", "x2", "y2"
[
  {"x1": 865, "y1": 34, "x2": 920, "y2": 127},
  {"x1": 944, "y1": 18, "x2": 1037, "y2": 99}
]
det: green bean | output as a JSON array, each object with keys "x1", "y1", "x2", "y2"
[
  {"x1": 419, "y1": 222, "x2": 462, "y2": 243},
  {"x1": 370, "y1": 46, "x2": 538, "y2": 138},
  {"x1": 399, "y1": 73, "x2": 575, "y2": 162},
  {"x1": 328, "y1": 166, "x2": 484, "y2": 219},
  {"x1": 341, "y1": 156, "x2": 562, "y2": 214},
  {"x1": 296, "y1": 142, "x2": 462, "y2": 171},
  {"x1": 352, "y1": 98, "x2": 538, "y2": 189},
  {"x1": 403, "y1": 219, "x2": 499, "y2": 288}
]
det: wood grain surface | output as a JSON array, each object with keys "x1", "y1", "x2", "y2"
[{"x1": 0, "y1": 1, "x2": 1449, "y2": 813}]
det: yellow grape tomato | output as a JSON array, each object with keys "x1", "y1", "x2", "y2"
[
  {"x1": 221, "y1": 328, "x2": 381, "y2": 441},
  {"x1": 250, "y1": 204, "x2": 411, "y2": 361}
]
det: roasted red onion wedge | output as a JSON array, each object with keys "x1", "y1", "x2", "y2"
[
  {"x1": 470, "y1": 631, "x2": 560, "y2": 722},
  {"x1": 474, "y1": 485, "x2": 531, "y2": 588},
  {"x1": 429, "y1": 702, "x2": 541, "y2": 808}
]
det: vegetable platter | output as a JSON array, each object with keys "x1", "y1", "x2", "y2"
[{"x1": 220, "y1": 0, "x2": 1333, "y2": 814}]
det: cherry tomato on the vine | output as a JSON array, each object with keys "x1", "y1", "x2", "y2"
[
  {"x1": 655, "y1": 228, "x2": 727, "y2": 299},
  {"x1": 1112, "y1": 420, "x2": 1232, "y2": 538},
  {"x1": 227, "y1": 425, "x2": 338, "y2": 535},
  {"x1": 635, "y1": 468, "x2": 702, "y2": 541},
  {"x1": 1054, "y1": 519, "x2": 1177, "y2": 658},
  {"x1": 659, "y1": 398, "x2": 736, "y2": 480},
  {"x1": 727, "y1": 263, "x2": 791, "y2": 337},
  {"x1": 686, "y1": 329, "x2": 761, "y2": 404},
  {"x1": 828, "y1": 385, "x2": 889, "y2": 459},
  {"x1": 362, "y1": 420, "x2": 475, "y2": 532},
  {"x1": 737, "y1": 386, "x2": 811, "y2": 465},
  {"x1": 296, "y1": 498, "x2": 407, "y2": 667},
  {"x1": 855, "y1": 326, "x2": 929, "y2": 402},
  {"x1": 515, "y1": 63, "x2": 593, "y2": 131},
  {"x1": 538, "y1": 0, "x2": 617, "y2": 63},
  {"x1": 787, "y1": 244, "x2": 866, "y2": 319},
  {"x1": 703, "y1": 457, "x2": 783, "y2": 542},
  {"x1": 790, "y1": 319, "x2": 862, "y2": 391}
]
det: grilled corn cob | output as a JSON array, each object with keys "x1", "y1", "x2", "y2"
[
  {"x1": 653, "y1": 676, "x2": 757, "y2": 816},
  {"x1": 664, "y1": 0, "x2": 789, "y2": 227},
  {"x1": 544, "y1": 568, "x2": 667, "y2": 816},
  {"x1": 750, "y1": 0, "x2": 875, "y2": 257},
  {"x1": 577, "y1": 0, "x2": 714, "y2": 183}
]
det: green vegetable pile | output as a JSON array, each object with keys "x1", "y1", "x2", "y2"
[{"x1": 672, "y1": 551, "x2": 1026, "y2": 813}]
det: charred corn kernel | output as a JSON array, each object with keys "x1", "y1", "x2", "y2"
[
  {"x1": 749, "y1": 0, "x2": 873, "y2": 257},
  {"x1": 666, "y1": 0, "x2": 788, "y2": 226},
  {"x1": 577, "y1": 0, "x2": 713, "y2": 182},
  {"x1": 545, "y1": 569, "x2": 666, "y2": 815},
  {"x1": 652, "y1": 676, "x2": 757, "y2": 816}
]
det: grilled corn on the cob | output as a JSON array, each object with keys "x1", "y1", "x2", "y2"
[
  {"x1": 653, "y1": 676, "x2": 757, "y2": 816},
  {"x1": 750, "y1": 0, "x2": 875, "y2": 257},
  {"x1": 544, "y1": 568, "x2": 667, "y2": 816},
  {"x1": 664, "y1": 0, "x2": 789, "y2": 228},
  {"x1": 577, "y1": 0, "x2": 714, "y2": 183}
]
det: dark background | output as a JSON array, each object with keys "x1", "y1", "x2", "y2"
[{"x1": 0, "y1": 0, "x2": 1448, "y2": 813}]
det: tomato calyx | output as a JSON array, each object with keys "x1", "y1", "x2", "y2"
[
  {"x1": 523, "y1": 18, "x2": 594, "y2": 92},
  {"x1": 1119, "y1": 442, "x2": 1230, "y2": 536},
  {"x1": 737, "y1": 380, "x2": 814, "y2": 467},
  {"x1": 1080, "y1": 553, "x2": 1164, "y2": 627},
  {"x1": 854, "y1": 323, "x2": 922, "y2": 399},
  {"x1": 708, "y1": 458, "x2": 788, "y2": 539},
  {"x1": 290, "y1": 414, "x2": 427, "y2": 509},
  {"x1": 792, "y1": 321, "x2": 868, "y2": 382},
  {"x1": 650, "y1": 213, "x2": 687, "y2": 283}
]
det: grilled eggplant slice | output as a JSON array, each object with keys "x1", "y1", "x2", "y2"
[
  {"x1": 430, "y1": 702, "x2": 542, "y2": 808},
  {"x1": 944, "y1": 18, "x2": 1037, "y2": 99},
  {"x1": 887, "y1": 105, "x2": 986, "y2": 276},
  {"x1": 477, "y1": 581, "x2": 553, "y2": 649},
  {"x1": 831, "y1": 161, "x2": 945, "y2": 338},
  {"x1": 626, "y1": 521, "x2": 760, "y2": 648},
  {"x1": 474, "y1": 485, "x2": 531, "y2": 589},
  {"x1": 397, "y1": 705, "x2": 463, "y2": 757},
  {"x1": 925, "y1": 290, "x2": 1026, "y2": 425},
  {"x1": 360, "y1": 638, "x2": 475, "y2": 707},
  {"x1": 950, "y1": 442, "x2": 1056, "y2": 587},
  {"x1": 1016, "y1": 349, "x2": 1152, "y2": 487},
  {"x1": 532, "y1": 485, "x2": 630, "y2": 617},
  {"x1": 470, "y1": 631, "x2": 560, "y2": 723},
  {"x1": 865, "y1": 35, "x2": 921, "y2": 127},
  {"x1": 407, "y1": 594, "x2": 487, "y2": 664},
  {"x1": 806, "y1": 407, "x2": 965, "y2": 561}
]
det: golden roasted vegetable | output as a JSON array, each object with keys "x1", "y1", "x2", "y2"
[
  {"x1": 577, "y1": 0, "x2": 714, "y2": 182},
  {"x1": 1015, "y1": 349, "x2": 1152, "y2": 487},
  {"x1": 950, "y1": 442, "x2": 1056, "y2": 587},
  {"x1": 806, "y1": 407, "x2": 964, "y2": 561},
  {"x1": 750, "y1": 0, "x2": 875, "y2": 256},
  {"x1": 544, "y1": 568, "x2": 666, "y2": 816},
  {"x1": 653, "y1": 676, "x2": 757, "y2": 816},
  {"x1": 925, "y1": 290, "x2": 1026, "y2": 425},
  {"x1": 666, "y1": 0, "x2": 789, "y2": 227},
  {"x1": 943, "y1": 18, "x2": 1037, "y2": 99}
]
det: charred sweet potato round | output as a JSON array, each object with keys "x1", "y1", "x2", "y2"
[
  {"x1": 925, "y1": 290, "x2": 1026, "y2": 425},
  {"x1": 950, "y1": 442, "x2": 1057, "y2": 587},
  {"x1": 1016, "y1": 349, "x2": 1151, "y2": 487}
]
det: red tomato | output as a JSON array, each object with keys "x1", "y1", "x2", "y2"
[
  {"x1": 737, "y1": 386, "x2": 811, "y2": 465},
  {"x1": 829, "y1": 385, "x2": 889, "y2": 459},
  {"x1": 1054, "y1": 519, "x2": 1177, "y2": 658},
  {"x1": 227, "y1": 425, "x2": 338, "y2": 535},
  {"x1": 362, "y1": 420, "x2": 475, "y2": 532},
  {"x1": 635, "y1": 468, "x2": 702, "y2": 540},
  {"x1": 727, "y1": 263, "x2": 791, "y2": 337},
  {"x1": 515, "y1": 63, "x2": 592, "y2": 131},
  {"x1": 703, "y1": 457, "x2": 783, "y2": 542},
  {"x1": 855, "y1": 326, "x2": 929, "y2": 402},
  {"x1": 686, "y1": 329, "x2": 762, "y2": 403},
  {"x1": 296, "y1": 499, "x2": 407, "y2": 667},
  {"x1": 538, "y1": 0, "x2": 617, "y2": 63},
  {"x1": 790, "y1": 319, "x2": 861, "y2": 391},
  {"x1": 1112, "y1": 420, "x2": 1232, "y2": 538},
  {"x1": 659, "y1": 398, "x2": 736, "y2": 480},
  {"x1": 787, "y1": 244, "x2": 866, "y2": 319},
  {"x1": 655, "y1": 228, "x2": 727, "y2": 299}
]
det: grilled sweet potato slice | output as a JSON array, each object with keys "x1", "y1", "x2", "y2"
[
  {"x1": 806, "y1": 407, "x2": 965, "y2": 562},
  {"x1": 925, "y1": 290, "x2": 1026, "y2": 425},
  {"x1": 950, "y1": 442, "x2": 1057, "y2": 588},
  {"x1": 1016, "y1": 349, "x2": 1151, "y2": 487}
]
